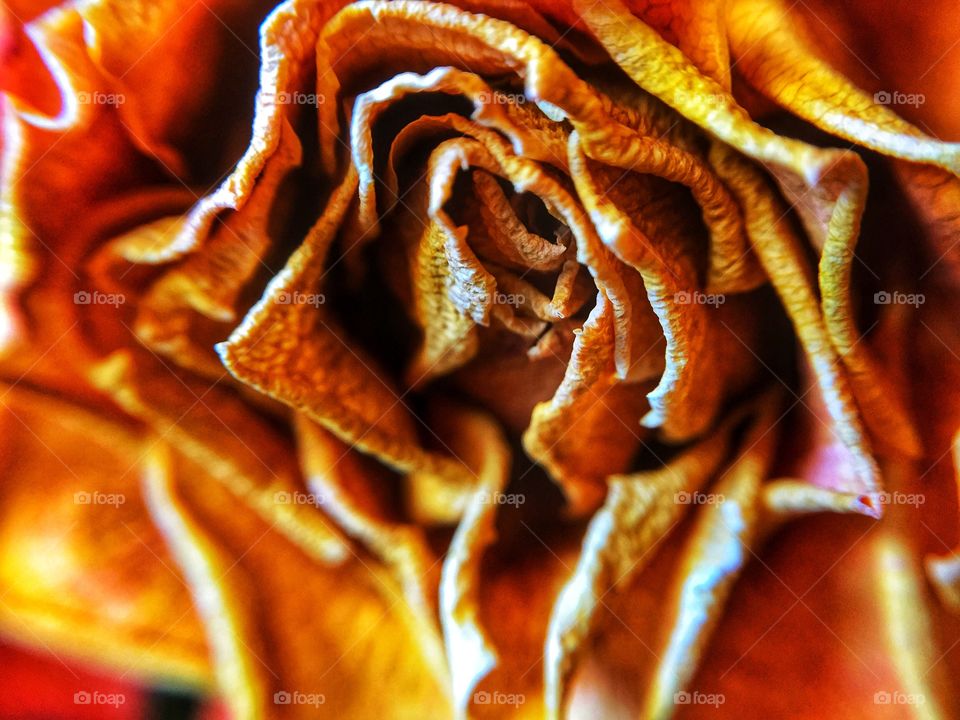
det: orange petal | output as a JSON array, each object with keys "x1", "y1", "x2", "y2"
[{"x1": 0, "y1": 384, "x2": 208, "y2": 687}]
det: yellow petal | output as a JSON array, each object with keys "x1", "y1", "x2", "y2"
[
  {"x1": 437, "y1": 404, "x2": 511, "y2": 717},
  {"x1": 0, "y1": 384, "x2": 208, "y2": 687},
  {"x1": 90, "y1": 348, "x2": 350, "y2": 565},
  {"x1": 294, "y1": 413, "x2": 450, "y2": 681},
  {"x1": 144, "y1": 439, "x2": 452, "y2": 719},
  {"x1": 219, "y1": 167, "x2": 469, "y2": 485},
  {"x1": 641, "y1": 397, "x2": 780, "y2": 717},
  {"x1": 925, "y1": 430, "x2": 960, "y2": 612},
  {"x1": 709, "y1": 145, "x2": 886, "y2": 493},
  {"x1": 543, "y1": 413, "x2": 739, "y2": 717}
]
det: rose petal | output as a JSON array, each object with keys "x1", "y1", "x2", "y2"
[
  {"x1": 543, "y1": 410, "x2": 741, "y2": 717},
  {"x1": 0, "y1": 384, "x2": 209, "y2": 687},
  {"x1": 144, "y1": 441, "x2": 453, "y2": 718}
]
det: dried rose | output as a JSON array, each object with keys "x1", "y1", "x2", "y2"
[{"x1": 2, "y1": 0, "x2": 960, "y2": 718}]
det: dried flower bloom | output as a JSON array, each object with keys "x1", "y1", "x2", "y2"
[{"x1": 2, "y1": 0, "x2": 960, "y2": 718}]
